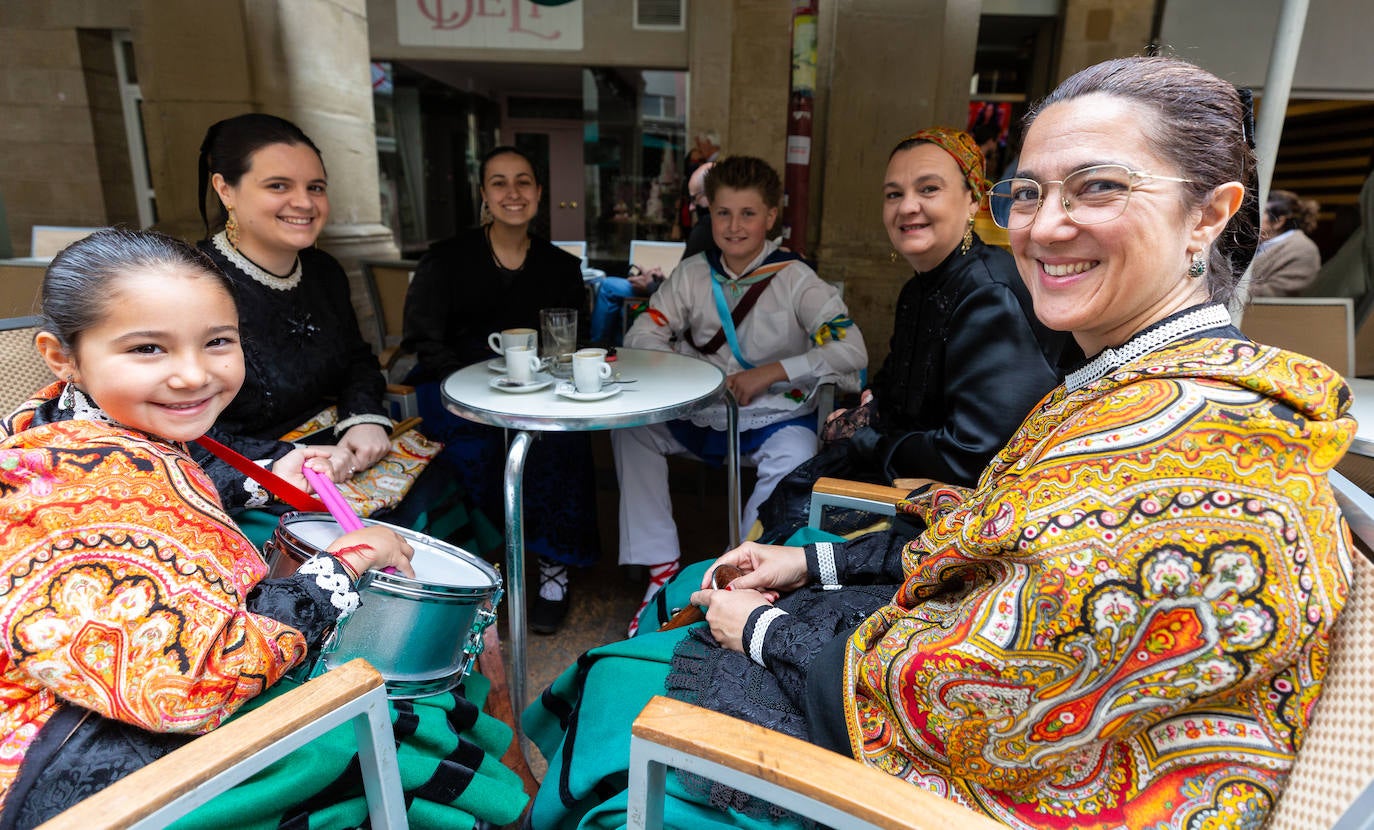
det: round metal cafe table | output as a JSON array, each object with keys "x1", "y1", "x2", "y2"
[{"x1": 441, "y1": 347, "x2": 741, "y2": 731}]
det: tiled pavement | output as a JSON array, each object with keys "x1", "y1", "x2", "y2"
[{"x1": 489, "y1": 432, "x2": 748, "y2": 779}]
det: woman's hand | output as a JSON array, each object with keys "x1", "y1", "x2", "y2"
[
  {"x1": 688, "y1": 587, "x2": 773, "y2": 652},
  {"x1": 705, "y1": 542, "x2": 810, "y2": 596},
  {"x1": 272, "y1": 447, "x2": 338, "y2": 492},
  {"x1": 725, "y1": 362, "x2": 787, "y2": 406},
  {"x1": 826, "y1": 390, "x2": 872, "y2": 425},
  {"x1": 316, "y1": 444, "x2": 359, "y2": 482},
  {"x1": 325, "y1": 525, "x2": 415, "y2": 579},
  {"x1": 339, "y1": 423, "x2": 391, "y2": 470}
]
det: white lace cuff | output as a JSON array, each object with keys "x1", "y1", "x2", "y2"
[
  {"x1": 297, "y1": 556, "x2": 361, "y2": 618},
  {"x1": 748, "y1": 607, "x2": 789, "y2": 667},
  {"x1": 334, "y1": 413, "x2": 394, "y2": 436},
  {"x1": 815, "y1": 542, "x2": 841, "y2": 590}
]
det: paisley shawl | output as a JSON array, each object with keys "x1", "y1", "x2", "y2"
[
  {"x1": 0, "y1": 383, "x2": 307, "y2": 808},
  {"x1": 844, "y1": 337, "x2": 1356, "y2": 828}
]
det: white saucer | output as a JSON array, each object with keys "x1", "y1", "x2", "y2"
[
  {"x1": 490, "y1": 373, "x2": 553, "y2": 393},
  {"x1": 486, "y1": 358, "x2": 506, "y2": 373},
  {"x1": 554, "y1": 381, "x2": 622, "y2": 402}
]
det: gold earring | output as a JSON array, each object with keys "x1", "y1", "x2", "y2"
[
  {"x1": 480, "y1": 201, "x2": 493, "y2": 226},
  {"x1": 889, "y1": 250, "x2": 899, "y2": 263},
  {"x1": 225, "y1": 208, "x2": 240, "y2": 247},
  {"x1": 961, "y1": 217, "x2": 975, "y2": 255}
]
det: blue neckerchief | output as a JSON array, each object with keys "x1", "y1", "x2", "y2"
[{"x1": 704, "y1": 247, "x2": 803, "y2": 368}]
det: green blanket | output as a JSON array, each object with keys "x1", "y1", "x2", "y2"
[{"x1": 172, "y1": 673, "x2": 528, "y2": 830}]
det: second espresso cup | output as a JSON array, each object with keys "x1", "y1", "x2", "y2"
[
  {"x1": 571, "y1": 348, "x2": 613, "y2": 393},
  {"x1": 504, "y1": 345, "x2": 543, "y2": 384},
  {"x1": 488, "y1": 327, "x2": 537, "y2": 356}
]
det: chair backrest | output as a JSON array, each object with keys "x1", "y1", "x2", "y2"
[
  {"x1": 360, "y1": 259, "x2": 418, "y2": 350},
  {"x1": 0, "y1": 314, "x2": 52, "y2": 415},
  {"x1": 30, "y1": 225, "x2": 103, "y2": 259},
  {"x1": 1355, "y1": 313, "x2": 1374, "y2": 378},
  {"x1": 629, "y1": 240, "x2": 686, "y2": 276},
  {"x1": 0, "y1": 316, "x2": 52, "y2": 415},
  {"x1": 1267, "y1": 471, "x2": 1374, "y2": 830},
  {"x1": 554, "y1": 240, "x2": 587, "y2": 262},
  {"x1": 0, "y1": 259, "x2": 45, "y2": 317},
  {"x1": 1242, "y1": 297, "x2": 1356, "y2": 377}
]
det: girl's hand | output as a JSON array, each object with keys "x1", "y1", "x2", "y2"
[
  {"x1": 704, "y1": 542, "x2": 809, "y2": 595},
  {"x1": 725, "y1": 362, "x2": 787, "y2": 406},
  {"x1": 325, "y1": 525, "x2": 415, "y2": 579},
  {"x1": 688, "y1": 587, "x2": 773, "y2": 652},
  {"x1": 272, "y1": 447, "x2": 338, "y2": 492},
  {"x1": 339, "y1": 423, "x2": 391, "y2": 470}
]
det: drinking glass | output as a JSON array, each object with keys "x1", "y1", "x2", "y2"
[{"x1": 540, "y1": 307, "x2": 578, "y2": 376}]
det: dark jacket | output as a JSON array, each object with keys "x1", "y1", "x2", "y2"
[{"x1": 856, "y1": 235, "x2": 1078, "y2": 485}]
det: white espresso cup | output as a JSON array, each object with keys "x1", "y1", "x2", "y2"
[
  {"x1": 488, "y1": 327, "x2": 537, "y2": 356},
  {"x1": 572, "y1": 348, "x2": 613, "y2": 393},
  {"x1": 504, "y1": 345, "x2": 542, "y2": 384}
]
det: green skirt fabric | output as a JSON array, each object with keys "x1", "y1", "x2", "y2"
[
  {"x1": 524, "y1": 628, "x2": 806, "y2": 830},
  {"x1": 526, "y1": 528, "x2": 848, "y2": 830},
  {"x1": 171, "y1": 673, "x2": 528, "y2": 830}
]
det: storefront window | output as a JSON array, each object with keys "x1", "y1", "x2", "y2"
[
  {"x1": 583, "y1": 68, "x2": 688, "y2": 265},
  {"x1": 372, "y1": 62, "x2": 686, "y2": 265}
]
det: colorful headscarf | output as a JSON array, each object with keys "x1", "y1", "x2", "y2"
[{"x1": 894, "y1": 127, "x2": 987, "y2": 200}]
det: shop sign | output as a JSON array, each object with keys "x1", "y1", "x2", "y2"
[{"x1": 399, "y1": 0, "x2": 583, "y2": 50}]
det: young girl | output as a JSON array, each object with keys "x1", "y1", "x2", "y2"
[
  {"x1": 0, "y1": 228, "x2": 413, "y2": 825},
  {"x1": 612, "y1": 155, "x2": 868, "y2": 632}
]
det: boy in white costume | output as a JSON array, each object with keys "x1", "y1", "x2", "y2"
[{"x1": 614, "y1": 156, "x2": 867, "y2": 633}]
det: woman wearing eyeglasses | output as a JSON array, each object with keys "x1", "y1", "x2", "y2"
[{"x1": 525, "y1": 56, "x2": 1355, "y2": 829}]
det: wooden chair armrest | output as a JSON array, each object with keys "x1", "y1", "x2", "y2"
[
  {"x1": 891, "y1": 477, "x2": 948, "y2": 493},
  {"x1": 389, "y1": 415, "x2": 422, "y2": 439},
  {"x1": 631, "y1": 696, "x2": 1004, "y2": 830},
  {"x1": 813, "y1": 477, "x2": 909, "y2": 506},
  {"x1": 37, "y1": 660, "x2": 386, "y2": 830}
]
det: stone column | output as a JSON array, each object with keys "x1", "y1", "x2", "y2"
[
  {"x1": 1055, "y1": 0, "x2": 1154, "y2": 82},
  {"x1": 811, "y1": 0, "x2": 981, "y2": 368},
  {"x1": 240, "y1": 0, "x2": 399, "y2": 282},
  {"x1": 137, "y1": 0, "x2": 397, "y2": 342}
]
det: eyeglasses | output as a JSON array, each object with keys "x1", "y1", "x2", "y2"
[{"x1": 988, "y1": 164, "x2": 1195, "y2": 230}]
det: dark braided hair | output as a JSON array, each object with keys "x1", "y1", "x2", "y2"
[
  {"x1": 41, "y1": 227, "x2": 232, "y2": 351},
  {"x1": 197, "y1": 114, "x2": 324, "y2": 238}
]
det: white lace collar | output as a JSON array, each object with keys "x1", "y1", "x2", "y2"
[
  {"x1": 211, "y1": 231, "x2": 302, "y2": 291},
  {"x1": 1065, "y1": 304, "x2": 1235, "y2": 392},
  {"x1": 66, "y1": 386, "x2": 115, "y2": 425}
]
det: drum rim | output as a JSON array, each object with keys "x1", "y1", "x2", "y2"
[{"x1": 276, "y1": 512, "x2": 503, "y2": 596}]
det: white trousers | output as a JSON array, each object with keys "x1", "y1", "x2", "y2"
[{"x1": 611, "y1": 421, "x2": 818, "y2": 566}]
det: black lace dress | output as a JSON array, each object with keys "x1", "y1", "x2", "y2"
[{"x1": 663, "y1": 529, "x2": 911, "y2": 818}]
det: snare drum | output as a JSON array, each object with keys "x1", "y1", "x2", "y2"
[{"x1": 264, "y1": 513, "x2": 503, "y2": 699}]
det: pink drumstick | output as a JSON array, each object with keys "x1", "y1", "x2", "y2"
[
  {"x1": 303, "y1": 467, "x2": 364, "y2": 532},
  {"x1": 303, "y1": 467, "x2": 397, "y2": 574}
]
